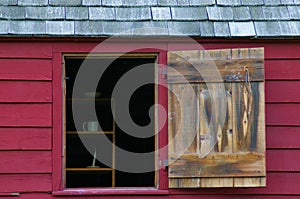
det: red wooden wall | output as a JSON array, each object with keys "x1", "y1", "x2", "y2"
[{"x1": 0, "y1": 40, "x2": 299, "y2": 198}]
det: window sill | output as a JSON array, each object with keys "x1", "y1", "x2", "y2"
[{"x1": 52, "y1": 188, "x2": 169, "y2": 196}]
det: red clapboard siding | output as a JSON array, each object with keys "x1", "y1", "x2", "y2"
[
  {"x1": 15, "y1": 194, "x2": 300, "y2": 199},
  {"x1": 0, "y1": 81, "x2": 52, "y2": 102},
  {"x1": 265, "y1": 60, "x2": 300, "y2": 80},
  {"x1": 266, "y1": 81, "x2": 300, "y2": 102},
  {"x1": 266, "y1": 127, "x2": 300, "y2": 149},
  {"x1": 0, "y1": 59, "x2": 52, "y2": 80},
  {"x1": 0, "y1": 43, "x2": 52, "y2": 59},
  {"x1": 0, "y1": 104, "x2": 52, "y2": 127},
  {"x1": 267, "y1": 150, "x2": 300, "y2": 171},
  {"x1": 0, "y1": 151, "x2": 51, "y2": 173},
  {"x1": 266, "y1": 104, "x2": 300, "y2": 126},
  {"x1": 0, "y1": 174, "x2": 51, "y2": 192},
  {"x1": 0, "y1": 128, "x2": 51, "y2": 150}
]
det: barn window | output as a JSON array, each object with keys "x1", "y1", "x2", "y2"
[
  {"x1": 63, "y1": 54, "x2": 157, "y2": 188},
  {"x1": 167, "y1": 48, "x2": 266, "y2": 188}
]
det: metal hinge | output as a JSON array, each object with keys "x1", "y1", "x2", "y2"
[{"x1": 160, "y1": 67, "x2": 168, "y2": 79}]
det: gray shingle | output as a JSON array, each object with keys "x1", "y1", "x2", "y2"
[
  {"x1": 241, "y1": 0, "x2": 264, "y2": 6},
  {"x1": 177, "y1": 0, "x2": 189, "y2": 5},
  {"x1": 116, "y1": 7, "x2": 151, "y2": 21},
  {"x1": 0, "y1": 6, "x2": 25, "y2": 19},
  {"x1": 157, "y1": 0, "x2": 177, "y2": 6},
  {"x1": 190, "y1": 0, "x2": 215, "y2": 6},
  {"x1": 229, "y1": 21, "x2": 255, "y2": 36},
  {"x1": 264, "y1": 0, "x2": 281, "y2": 5},
  {"x1": 171, "y1": 7, "x2": 207, "y2": 20},
  {"x1": 152, "y1": 7, "x2": 171, "y2": 20},
  {"x1": 254, "y1": 21, "x2": 281, "y2": 36},
  {"x1": 18, "y1": 0, "x2": 48, "y2": 6},
  {"x1": 82, "y1": 0, "x2": 101, "y2": 6},
  {"x1": 122, "y1": 0, "x2": 157, "y2": 6},
  {"x1": 75, "y1": 21, "x2": 103, "y2": 35},
  {"x1": 102, "y1": 21, "x2": 133, "y2": 35},
  {"x1": 102, "y1": 0, "x2": 123, "y2": 6},
  {"x1": 214, "y1": 22, "x2": 230, "y2": 36},
  {"x1": 263, "y1": 6, "x2": 290, "y2": 20},
  {"x1": 280, "y1": 0, "x2": 294, "y2": 5},
  {"x1": 287, "y1": 6, "x2": 300, "y2": 19},
  {"x1": 9, "y1": 20, "x2": 45, "y2": 34},
  {"x1": 200, "y1": 21, "x2": 214, "y2": 36},
  {"x1": 25, "y1": 7, "x2": 65, "y2": 20},
  {"x1": 0, "y1": 21, "x2": 8, "y2": 34},
  {"x1": 294, "y1": 0, "x2": 300, "y2": 5},
  {"x1": 168, "y1": 21, "x2": 200, "y2": 35},
  {"x1": 46, "y1": 21, "x2": 74, "y2": 35},
  {"x1": 66, "y1": 7, "x2": 88, "y2": 20},
  {"x1": 207, "y1": 6, "x2": 233, "y2": 20},
  {"x1": 285, "y1": 21, "x2": 300, "y2": 35},
  {"x1": 0, "y1": 0, "x2": 17, "y2": 5},
  {"x1": 132, "y1": 21, "x2": 168, "y2": 35},
  {"x1": 49, "y1": 0, "x2": 82, "y2": 6},
  {"x1": 250, "y1": 7, "x2": 264, "y2": 20},
  {"x1": 89, "y1": 7, "x2": 116, "y2": 20},
  {"x1": 217, "y1": 0, "x2": 240, "y2": 6},
  {"x1": 233, "y1": 7, "x2": 251, "y2": 21}
]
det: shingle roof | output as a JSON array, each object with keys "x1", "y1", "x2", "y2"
[{"x1": 1, "y1": 0, "x2": 300, "y2": 37}]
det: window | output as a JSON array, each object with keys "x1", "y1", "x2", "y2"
[
  {"x1": 167, "y1": 48, "x2": 266, "y2": 188},
  {"x1": 64, "y1": 54, "x2": 158, "y2": 188}
]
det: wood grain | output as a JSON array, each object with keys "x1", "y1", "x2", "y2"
[
  {"x1": 0, "y1": 151, "x2": 51, "y2": 173},
  {"x1": 0, "y1": 59, "x2": 52, "y2": 80},
  {"x1": 265, "y1": 59, "x2": 300, "y2": 80},
  {"x1": 0, "y1": 81, "x2": 52, "y2": 102},
  {"x1": 168, "y1": 48, "x2": 265, "y2": 188},
  {"x1": 0, "y1": 174, "x2": 51, "y2": 192},
  {"x1": 266, "y1": 81, "x2": 300, "y2": 103},
  {"x1": 266, "y1": 104, "x2": 300, "y2": 126},
  {"x1": 0, "y1": 128, "x2": 51, "y2": 150},
  {"x1": 0, "y1": 104, "x2": 52, "y2": 127}
]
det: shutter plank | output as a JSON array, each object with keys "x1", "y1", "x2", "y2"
[
  {"x1": 169, "y1": 153, "x2": 265, "y2": 178},
  {"x1": 168, "y1": 59, "x2": 264, "y2": 83},
  {"x1": 168, "y1": 84, "x2": 199, "y2": 156},
  {"x1": 231, "y1": 48, "x2": 266, "y2": 187}
]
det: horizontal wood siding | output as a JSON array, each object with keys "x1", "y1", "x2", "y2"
[
  {"x1": 0, "y1": 41, "x2": 297, "y2": 198},
  {"x1": 0, "y1": 43, "x2": 53, "y2": 194}
]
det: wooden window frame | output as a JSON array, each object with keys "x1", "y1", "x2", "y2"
[{"x1": 52, "y1": 49, "x2": 169, "y2": 195}]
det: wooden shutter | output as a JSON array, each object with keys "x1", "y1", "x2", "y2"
[{"x1": 168, "y1": 48, "x2": 265, "y2": 188}]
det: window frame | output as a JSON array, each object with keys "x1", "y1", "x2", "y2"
[{"x1": 52, "y1": 49, "x2": 169, "y2": 195}]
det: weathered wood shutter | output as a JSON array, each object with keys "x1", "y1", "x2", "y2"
[{"x1": 168, "y1": 48, "x2": 265, "y2": 188}]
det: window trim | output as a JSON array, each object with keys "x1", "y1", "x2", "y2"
[{"x1": 52, "y1": 49, "x2": 169, "y2": 195}]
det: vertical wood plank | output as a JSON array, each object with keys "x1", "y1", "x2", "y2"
[{"x1": 168, "y1": 84, "x2": 198, "y2": 156}]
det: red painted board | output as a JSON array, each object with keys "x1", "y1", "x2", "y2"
[
  {"x1": 266, "y1": 104, "x2": 300, "y2": 126},
  {"x1": 0, "y1": 59, "x2": 52, "y2": 80},
  {"x1": 267, "y1": 149, "x2": 300, "y2": 171},
  {"x1": 170, "y1": 172, "x2": 300, "y2": 195},
  {"x1": 14, "y1": 194, "x2": 300, "y2": 199},
  {"x1": 0, "y1": 127, "x2": 51, "y2": 150},
  {"x1": 266, "y1": 127, "x2": 300, "y2": 149},
  {"x1": 0, "y1": 174, "x2": 51, "y2": 192},
  {"x1": 266, "y1": 81, "x2": 300, "y2": 103},
  {"x1": 0, "y1": 151, "x2": 51, "y2": 173},
  {"x1": 265, "y1": 60, "x2": 300, "y2": 80},
  {"x1": 0, "y1": 81, "x2": 52, "y2": 103},
  {"x1": 0, "y1": 104, "x2": 52, "y2": 127},
  {"x1": 0, "y1": 43, "x2": 52, "y2": 59}
]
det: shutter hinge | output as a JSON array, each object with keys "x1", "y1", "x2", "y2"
[
  {"x1": 163, "y1": 159, "x2": 168, "y2": 171},
  {"x1": 160, "y1": 67, "x2": 168, "y2": 79}
]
